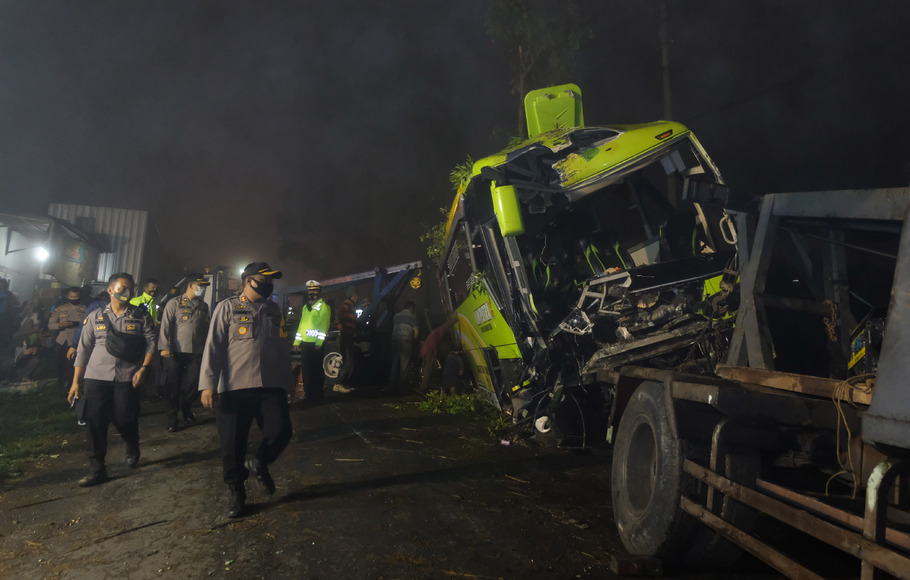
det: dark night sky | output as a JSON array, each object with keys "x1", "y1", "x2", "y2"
[{"x1": 2, "y1": 1, "x2": 909, "y2": 286}]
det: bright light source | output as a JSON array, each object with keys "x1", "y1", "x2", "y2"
[
  {"x1": 36, "y1": 247, "x2": 49, "y2": 262},
  {"x1": 238, "y1": 267, "x2": 245, "y2": 276}
]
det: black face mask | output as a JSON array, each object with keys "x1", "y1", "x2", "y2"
[
  {"x1": 68, "y1": 298, "x2": 80, "y2": 305},
  {"x1": 112, "y1": 289, "x2": 132, "y2": 303},
  {"x1": 250, "y1": 279, "x2": 273, "y2": 298}
]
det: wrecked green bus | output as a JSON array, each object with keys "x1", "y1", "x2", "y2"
[{"x1": 438, "y1": 84, "x2": 738, "y2": 444}]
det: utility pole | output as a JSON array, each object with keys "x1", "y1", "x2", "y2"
[
  {"x1": 659, "y1": 0, "x2": 677, "y2": 207},
  {"x1": 659, "y1": 0, "x2": 673, "y2": 121}
]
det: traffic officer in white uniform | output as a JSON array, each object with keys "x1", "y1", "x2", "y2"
[
  {"x1": 159, "y1": 274, "x2": 211, "y2": 431},
  {"x1": 199, "y1": 262, "x2": 293, "y2": 518},
  {"x1": 68, "y1": 272, "x2": 158, "y2": 487}
]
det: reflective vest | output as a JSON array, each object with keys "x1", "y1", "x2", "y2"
[
  {"x1": 129, "y1": 292, "x2": 159, "y2": 324},
  {"x1": 294, "y1": 298, "x2": 331, "y2": 347}
]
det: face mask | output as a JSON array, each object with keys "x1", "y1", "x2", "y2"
[
  {"x1": 250, "y1": 279, "x2": 273, "y2": 298},
  {"x1": 112, "y1": 289, "x2": 132, "y2": 303},
  {"x1": 147, "y1": 289, "x2": 158, "y2": 297},
  {"x1": 69, "y1": 298, "x2": 80, "y2": 305},
  {"x1": 194, "y1": 287, "x2": 205, "y2": 297}
]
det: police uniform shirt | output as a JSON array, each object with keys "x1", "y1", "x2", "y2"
[
  {"x1": 48, "y1": 302, "x2": 87, "y2": 346},
  {"x1": 199, "y1": 294, "x2": 293, "y2": 395},
  {"x1": 75, "y1": 305, "x2": 158, "y2": 382},
  {"x1": 159, "y1": 295, "x2": 210, "y2": 354}
]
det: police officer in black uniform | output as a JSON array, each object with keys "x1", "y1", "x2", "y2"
[
  {"x1": 159, "y1": 274, "x2": 211, "y2": 431},
  {"x1": 199, "y1": 262, "x2": 293, "y2": 517},
  {"x1": 68, "y1": 272, "x2": 158, "y2": 487}
]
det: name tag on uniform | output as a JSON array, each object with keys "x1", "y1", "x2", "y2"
[{"x1": 126, "y1": 324, "x2": 137, "y2": 331}]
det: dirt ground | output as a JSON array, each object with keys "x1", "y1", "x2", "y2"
[{"x1": 0, "y1": 386, "x2": 780, "y2": 580}]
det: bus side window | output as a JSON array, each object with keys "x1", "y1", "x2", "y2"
[{"x1": 445, "y1": 223, "x2": 474, "y2": 305}]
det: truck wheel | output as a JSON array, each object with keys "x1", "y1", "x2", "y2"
[
  {"x1": 323, "y1": 350, "x2": 343, "y2": 386},
  {"x1": 612, "y1": 381, "x2": 696, "y2": 563},
  {"x1": 682, "y1": 440, "x2": 759, "y2": 568}
]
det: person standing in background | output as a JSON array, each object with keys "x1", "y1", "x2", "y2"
[
  {"x1": 388, "y1": 301, "x2": 418, "y2": 395},
  {"x1": 333, "y1": 285, "x2": 358, "y2": 394},
  {"x1": 48, "y1": 287, "x2": 85, "y2": 393},
  {"x1": 292, "y1": 280, "x2": 331, "y2": 405},
  {"x1": 130, "y1": 278, "x2": 160, "y2": 324}
]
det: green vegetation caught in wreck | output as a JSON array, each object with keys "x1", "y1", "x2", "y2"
[{"x1": 438, "y1": 83, "x2": 731, "y2": 413}]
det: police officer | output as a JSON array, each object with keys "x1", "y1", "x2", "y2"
[
  {"x1": 199, "y1": 262, "x2": 293, "y2": 518},
  {"x1": 159, "y1": 274, "x2": 211, "y2": 432},
  {"x1": 48, "y1": 286, "x2": 86, "y2": 393},
  {"x1": 130, "y1": 277, "x2": 160, "y2": 324},
  {"x1": 292, "y1": 280, "x2": 331, "y2": 405},
  {"x1": 68, "y1": 273, "x2": 157, "y2": 487}
]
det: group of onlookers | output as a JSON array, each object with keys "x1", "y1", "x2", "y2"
[{"x1": 0, "y1": 279, "x2": 73, "y2": 386}]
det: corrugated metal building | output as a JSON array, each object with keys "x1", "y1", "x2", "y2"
[
  {"x1": 47, "y1": 204, "x2": 151, "y2": 282},
  {"x1": 0, "y1": 213, "x2": 105, "y2": 305}
]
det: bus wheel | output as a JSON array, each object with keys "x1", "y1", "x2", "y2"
[
  {"x1": 612, "y1": 381, "x2": 695, "y2": 563},
  {"x1": 533, "y1": 390, "x2": 588, "y2": 447}
]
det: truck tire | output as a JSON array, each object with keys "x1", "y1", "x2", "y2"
[
  {"x1": 612, "y1": 380, "x2": 696, "y2": 563},
  {"x1": 681, "y1": 439, "x2": 759, "y2": 568},
  {"x1": 323, "y1": 349, "x2": 343, "y2": 387}
]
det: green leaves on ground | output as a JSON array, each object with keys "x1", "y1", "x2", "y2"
[
  {"x1": 0, "y1": 382, "x2": 76, "y2": 482},
  {"x1": 418, "y1": 391, "x2": 511, "y2": 438}
]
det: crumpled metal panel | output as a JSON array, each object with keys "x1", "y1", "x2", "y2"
[{"x1": 863, "y1": 208, "x2": 910, "y2": 452}]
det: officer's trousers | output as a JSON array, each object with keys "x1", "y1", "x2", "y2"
[
  {"x1": 83, "y1": 379, "x2": 141, "y2": 472},
  {"x1": 215, "y1": 387, "x2": 292, "y2": 485},
  {"x1": 300, "y1": 342, "x2": 324, "y2": 403},
  {"x1": 163, "y1": 353, "x2": 202, "y2": 425}
]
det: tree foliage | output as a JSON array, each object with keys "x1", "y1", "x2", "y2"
[
  {"x1": 419, "y1": 206, "x2": 450, "y2": 266},
  {"x1": 421, "y1": 156, "x2": 476, "y2": 266},
  {"x1": 449, "y1": 155, "x2": 474, "y2": 192},
  {"x1": 485, "y1": 0, "x2": 593, "y2": 138}
]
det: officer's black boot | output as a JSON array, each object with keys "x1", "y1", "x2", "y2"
[
  {"x1": 246, "y1": 457, "x2": 276, "y2": 495},
  {"x1": 78, "y1": 461, "x2": 108, "y2": 487},
  {"x1": 225, "y1": 483, "x2": 246, "y2": 518}
]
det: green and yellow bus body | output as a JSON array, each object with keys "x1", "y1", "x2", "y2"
[{"x1": 439, "y1": 86, "x2": 733, "y2": 413}]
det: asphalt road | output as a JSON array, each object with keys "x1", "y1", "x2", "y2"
[{"x1": 0, "y1": 387, "x2": 781, "y2": 579}]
